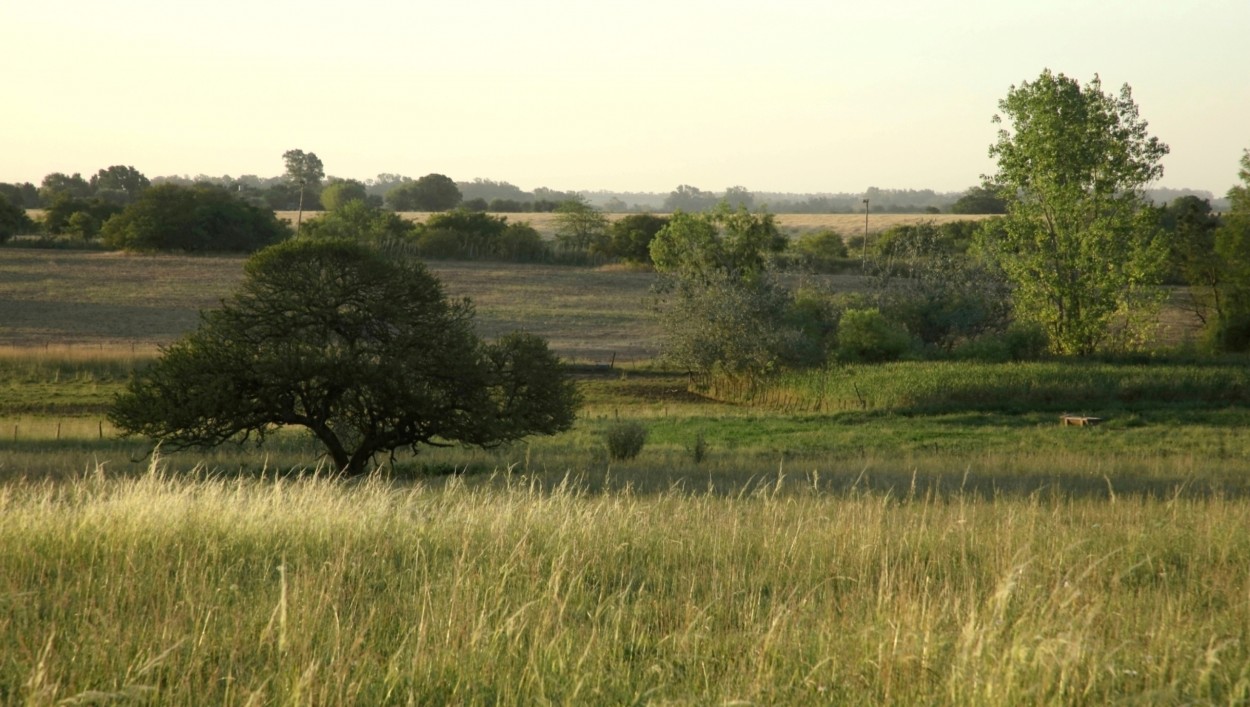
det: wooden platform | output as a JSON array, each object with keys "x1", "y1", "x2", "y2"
[{"x1": 1060, "y1": 415, "x2": 1103, "y2": 427}]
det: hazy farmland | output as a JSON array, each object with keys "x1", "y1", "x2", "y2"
[{"x1": 274, "y1": 210, "x2": 993, "y2": 239}]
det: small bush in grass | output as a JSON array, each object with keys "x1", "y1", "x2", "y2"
[
  {"x1": 1003, "y1": 321, "x2": 1049, "y2": 360},
  {"x1": 955, "y1": 322, "x2": 1049, "y2": 362},
  {"x1": 689, "y1": 432, "x2": 708, "y2": 464},
  {"x1": 834, "y1": 308, "x2": 913, "y2": 363},
  {"x1": 605, "y1": 421, "x2": 648, "y2": 460}
]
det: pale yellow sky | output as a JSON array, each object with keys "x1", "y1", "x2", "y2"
[{"x1": 3, "y1": 0, "x2": 1247, "y2": 195}]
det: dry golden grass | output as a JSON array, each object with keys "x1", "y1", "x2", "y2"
[{"x1": 0, "y1": 249, "x2": 668, "y2": 361}]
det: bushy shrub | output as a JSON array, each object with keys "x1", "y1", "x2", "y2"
[
  {"x1": 835, "y1": 308, "x2": 913, "y2": 363},
  {"x1": 689, "y1": 432, "x2": 708, "y2": 464},
  {"x1": 1002, "y1": 321, "x2": 1049, "y2": 360},
  {"x1": 300, "y1": 200, "x2": 413, "y2": 242},
  {"x1": 414, "y1": 229, "x2": 463, "y2": 259},
  {"x1": 791, "y1": 229, "x2": 849, "y2": 271},
  {"x1": 609, "y1": 213, "x2": 669, "y2": 264},
  {"x1": 953, "y1": 321, "x2": 1049, "y2": 362},
  {"x1": 779, "y1": 289, "x2": 840, "y2": 367},
  {"x1": 867, "y1": 221, "x2": 1013, "y2": 351},
  {"x1": 605, "y1": 421, "x2": 648, "y2": 461},
  {"x1": 101, "y1": 184, "x2": 289, "y2": 252},
  {"x1": 496, "y1": 222, "x2": 546, "y2": 261},
  {"x1": 412, "y1": 210, "x2": 551, "y2": 262},
  {"x1": 1206, "y1": 312, "x2": 1250, "y2": 353}
]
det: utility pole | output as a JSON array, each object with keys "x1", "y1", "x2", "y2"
[
  {"x1": 295, "y1": 178, "x2": 306, "y2": 237},
  {"x1": 861, "y1": 198, "x2": 870, "y2": 263}
]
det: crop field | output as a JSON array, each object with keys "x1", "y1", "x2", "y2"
[{"x1": 1, "y1": 246, "x2": 1248, "y2": 704}]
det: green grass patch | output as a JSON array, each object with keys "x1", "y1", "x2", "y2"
[{"x1": 705, "y1": 360, "x2": 1250, "y2": 414}]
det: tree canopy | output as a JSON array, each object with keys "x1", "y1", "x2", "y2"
[
  {"x1": 109, "y1": 239, "x2": 579, "y2": 475},
  {"x1": 386, "y1": 174, "x2": 462, "y2": 211},
  {"x1": 982, "y1": 70, "x2": 1169, "y2": 354},
  {"x1": 0, "y1": 193, "x2": 36, "y2": 243},
  {"x1": 319, "y1": 179, "x2": 369, "y2": 211},
  {"x1": 650, "y1": 205, "x2": 787, "y2": 284},
  {"x1": 650, "y1": 206, "x2": 817, "y2": 376},
  {"x1": 1209, "y1": 149, "x2": 1250, "y2": 349},
  {"x1": 282, "y1": 149, "x2": 325, "y2": 186},
  {"x1": 90, "y1": 165, "x2": 150, "y2": 204},
  {"x1": 101, "y1": 183, "x2": 290, "y2": 252}
]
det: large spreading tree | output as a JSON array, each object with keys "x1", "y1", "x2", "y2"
[
  {"x1": 983, "y1": 70, "x2": 1170, "y2": 354},
  {"x1": 109, "y1": 239, "x2": 579, "y2": 475}
]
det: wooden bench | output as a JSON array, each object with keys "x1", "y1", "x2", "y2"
[{"x1": 1060, "y1": 415, "x2": 1103, "y2": 427}]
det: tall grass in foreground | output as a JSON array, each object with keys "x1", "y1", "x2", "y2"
[{"x1": 2, "y1": 465, "x2": 1249, "y2": 704}]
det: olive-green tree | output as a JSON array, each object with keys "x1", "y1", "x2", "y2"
[
  {"x1": 386, "y1": 174, "x2": 462, "y2": 211},
  {"x1": 101, "y1": 184, "x2": 289, "y2": 252},
  {"x1": 608, "y1": 213, "x2": 669, "y2": 264},
  {"x1": 319, "y1": 179, "x2": 369, "y2": 211},
  {"x1": 649, "y1": 206, "x2": 818, "y2": 376},
  {"x1": 299, "y1": 199, "x2": 413, "y2": 242},
  {"x1": 0, "y1": 193, "x2": 36, "y2": 243},
  {"x1": 110, "y1": 239, "x2": 579, "y2": 475},
  {"x1": 1210, "y1": 149, "x2": 1250, "y2": 350},
  {"x1": 553, "y1": 199, "x2": 610, "y2": 253},
  {"x1": 982, "y1": 70, "x2": 1170, "y2": 354},
  {"x1": 90, "y1": 165, "x2": 150, "y2": 204}
]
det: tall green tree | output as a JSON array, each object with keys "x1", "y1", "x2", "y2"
[
  {"x1": 110, "y1": 239, "x2": 579, "y2": 475},
  {"x1": 0, "y1": 182, "x2": 41, "y2": 209},
  {"x1": 0, "y1": 193, "x2": 36, "y2": 243},
  {"x1": 39, "y1": 172, "x2": 91, "y2": 203},
  {"x1": 1210, "y1": 149, "x2": 1250, "y2": 350},
  {"x1": 608, "y1": 213, "x2": 670, "y2": 264},
  {"x1": 282, "y1": 149, "x2": 324, "y2": 212},
  {"x1": 282, "y1": 149, "x2": 325, "y2": 186},
  {"x1": 662, "y1": 184, "x2": 718, "y2": 213},
  {"x1": 553, "y1": 199, "x2": 610, "y2": 253},
  {"x1": 40, "y1": 195, "x2": 122, "y2": 237},
  {"x1": 649, "y1": 206, "x2": 815, "y2": 376},
  {"x1": 386, "y1": 174, "x2": 462, "y2": 211},
  {"x1": 949, "y1": 185, "x2": 1006, "y2": 214},
  {"x1": 982, "y1": 70, "x2": 1169, "y2": 354},
  {"x1": 90, "y1": 165, "x2": 150, "y2": 204},
  {"x1": 650, "y1": 205, "x2": 786, "y2": 284},
  {"x1": 1160, "y1": 196, "x2": 1223, "y2": 326},
  {"x1": 319, "y1": 179, "x2": 370, "y2": 211}
]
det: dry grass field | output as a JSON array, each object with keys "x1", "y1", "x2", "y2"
[{"x1": 0, "y1": 249, "x2": 672, "y2": 361}]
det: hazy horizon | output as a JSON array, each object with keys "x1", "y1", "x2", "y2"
[{"x1": 4, "y1": 0, "x2": 1247, "y2": 196}]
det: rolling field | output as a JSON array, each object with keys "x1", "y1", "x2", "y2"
[
  {"x1": 0, "y1": 244, "x2": 1247, "y2": 704},
  {"x1": 0, "y1": 249, "x2": 669, "y2": 361}
]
